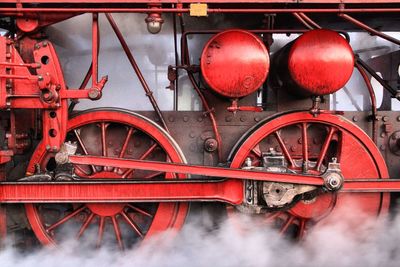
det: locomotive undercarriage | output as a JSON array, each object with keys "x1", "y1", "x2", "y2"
[{"x1": 0, "y1": 1, "x2": 400, "y2": 250}]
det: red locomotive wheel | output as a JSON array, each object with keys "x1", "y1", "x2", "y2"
[
  {"x1": 229, "y1": 112, "x2": 390, "y2": 239},
  {"x1": 25, "y1": 109, "x2": 188, "y2": 249}
]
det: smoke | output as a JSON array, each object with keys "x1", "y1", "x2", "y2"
[{"x1": 2, "y1": 207, "x2": 400, "y2": 267}]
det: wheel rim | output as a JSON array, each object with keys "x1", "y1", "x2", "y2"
[
  {"x1": 229, "y1": 112, "x2": 390, "y2": 239},
  {"x1": 25, "y1": 110, "x2": 188, "y2": 249}
]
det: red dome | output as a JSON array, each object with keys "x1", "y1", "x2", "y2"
[
  {"x1": 201, "y1": 29, "x2": 270, "y2": 98},
  {"x1": 288, "y1": 29, "x2": 354, "y2": 96}
]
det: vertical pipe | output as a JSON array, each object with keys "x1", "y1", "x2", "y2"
[
  {"x1": 172, "y1": 11, "x2": 179, "y2": 111},
  {"x1": 92, "y1": 13, "x2": 99, "y2": 87},
  {"x1": 355, "y1": 62, "x2": 378, "y2": 144}
]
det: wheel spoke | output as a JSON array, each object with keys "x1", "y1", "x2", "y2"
[
  {"x1": 111, "y1": 216, "x2": 125, "y2": 250},
  {"x1": 96, "y1": 216, "x2": 105, "y2": 248},
  {"x1": 280, "y1": 214, "x2": 295, "y2": 235},
  {"x1": 74, "y1": 129, "x2": 97, "y2": 173},
  {"x1": 264, "y1": 211, "x2": 282, "y2": 222},
  {"x1": 113, "y1": 127, "x2": 135, "y2": 173},
  {"x1": 274, "y1": 131, "x2": 295, "y2": 167},
  {"x1": 301, "y1": 123, "x2": 308, "y2": 173},
  {"x1": 119, "y1": 127, "x2": 134, "y2": 158},
  {"x1": 121, "y1": 211, "x2": 144, "y2": 238},
  {"x1": 121, "y1": 143, "x2": 158, "y2": 178},
  {"x1": 76, "y1": 212, "x2": 95, "y2": 239},
  {"x1": 127, "y1": 204, "x2": 153, "y2": 218},
  {"x1": 46, "y1": 205, "x2": 86, "y2": 232},
  {"x1": 251, "y1": 144, "x2": 262, "y2": 158},
  {"x1": 297, "y1": 219, "x2": 307, "y2": 240},
  {"x1": 316, "y1": 127, "x2": 336, "y2": 171}
]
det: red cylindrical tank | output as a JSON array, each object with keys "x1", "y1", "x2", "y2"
[
  {"x1": 271, "y1": 29, "x2": 354, "y2": 97},
  {"x1": 200, "y1": 29, "x2": 270, "y2": 98}
]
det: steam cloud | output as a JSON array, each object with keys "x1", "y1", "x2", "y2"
[{"x1": 1, "y1": 208, "x2": 400, "y2": 267}]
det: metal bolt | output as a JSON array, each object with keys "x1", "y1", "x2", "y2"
[
  {"x1": 45, "y1": 145, "x2": 51, "y2": 151},
  {"x1": 183, "y1": 116, "x2": 189, "y2": 122},
  {"x1": 383, "y1": 116, "x2": 389, "y2": 122},
  {"x1": 381, "y1": 133, "x2": 386, "y2": 138},
  {"x1": 42, "y1": 41, "x2": 48, "y2": 47},
  {"x1": 254, "y1": 117, "x2": 260, "y2": 122},
  {"x1": 204, "y1": 138, "x2": 218, "y2": 152},
  {"x1": 225, "y1": 116, "x2": 232, "y2": 122},
  {"x1": 352, "y1": 116, "x2": 358, "y2": 122},
  {"x1": 189, "y1": 132, "x2": 196, "y2": 138},
  {"x1": 290, "y1": 145, "x2": 296, "y2": 152},
  {"x1": 240, "y1": 117, "x2": 246, "y2": 122},
  {"x1": 168, "y1": 116, "x2": 175, "y2": 122},
  {"x1": 397, "y1": 116, "x2": 400, "y2": 122},
  {"x1": 197, "y1": 117, "x2": 203, "y2": 122},
  {"x1": 88, "y1": 88, "x2": 101, "y2": 100}
]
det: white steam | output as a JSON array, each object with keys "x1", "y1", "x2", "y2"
[{"x1": 2, "y1": 208, "x2": 400, "y2": 267}]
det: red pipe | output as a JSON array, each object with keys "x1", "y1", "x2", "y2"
[
  {"x1": 339, "y1": 13, "x2": 400, "y2": 46},
  {"x1": 355, "y1": 62, "x2": 378, "y2": 144}
]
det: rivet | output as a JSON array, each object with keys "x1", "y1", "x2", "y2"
[
  {"x1": 225, "y1": 116, "x2": 232, "y2": 122},
  {"x1": 352, "y1": 116, "x2": 358, "y2": 122},
  {"x1": 197, "y1": 117, "x2": 203, "y2": 122},
  {"x1": 189, "y1": 132, "x2": 196, "y2": 138},
  {"x1": 168, "y1": 116, "x2": 175, "y2": 122},
  {"x1": 381, "y1": 133, "x2": 386, "y2": 138},
  {"x1": 380, "y1": 145, "x2": 386, "y2": 151},
  {"x1": 240, "y1": 117, "x2": 246, "y2": 122},
  {"x1": 183, "y1": 116, "x2": 189, "y2": 122},
  {"x1": 382, "y1": 116, "x2": 389, "y2": 122},
  {"x1": 254, "y1": 117, "x2": 260, "y2": 122},
  {"x1": 397, "y1": 116, "x2": 400, "y2": 122}
]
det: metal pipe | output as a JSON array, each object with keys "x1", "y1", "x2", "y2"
[
  {"x1": 105, "y1": 13, "x2": 169, "y2": 131},
  {"x1": 298, "y1": 12, "x2": 322, "y2": 29},
  {"x1": 355, "y1": 62, "x2": 378, "y2": 144},
  {"x1": 293, "y1": 13, "x2": 314, "y2": 30},
  {"x1": 172, "y1": 12, "x2": 179, "y2": 111},
  {"x1": 180, "y1": 19, "x2": 223, "y2": 160},
  {"x1": 92, "y1": 13, "x2": 99, "y2": 87},
  {"x1": 356, "y1": 56, "x2": 399, "y2": 99},
  {"x1": 339, "y1": 13, "x2": 400, "y2": 46}
]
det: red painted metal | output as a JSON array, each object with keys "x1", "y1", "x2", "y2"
[
  {"x1": 201, "y1": 29, "x2": 269, "y2": 98},
  {"x1": 273, "y1": 29, "x2": 354, "y2": 97},
  {"x1": 3, "y1": 7, "x2": 400, "y2": 15},
  {"x1": 25, "y1": 110, "x2": 188, "y2": 247},
  {"x1": 0, "y1": 180, "x2": 243, "y2": 204},
  {"x1": 69, "y1": 155, "x2": 325, "y2": 185},
  {"x1": 229, "y1": 112, "x2": 390, "y2": 238}
]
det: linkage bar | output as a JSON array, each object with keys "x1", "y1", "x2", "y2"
[{"x1": 68, "y1": 155, "x2": 325, "y2": 186}]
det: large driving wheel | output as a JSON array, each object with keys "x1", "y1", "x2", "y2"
[
  {"x1": 229, "y1": 111, "x2": 390, "y2": 239},
  {"x1": 25, "y1": 109, "x2": 188, "y2": 249}
]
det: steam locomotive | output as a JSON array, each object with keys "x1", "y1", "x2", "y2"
[{"x1": 0, "y1": 0, "x2": 399, "y2": 249}]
